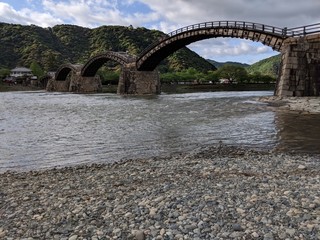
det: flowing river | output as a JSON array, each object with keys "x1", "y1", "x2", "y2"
[{"x1": 1, "y1": 90, "x2": 320, "y2": 172}]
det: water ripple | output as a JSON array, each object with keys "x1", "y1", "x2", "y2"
[{"x1": 0, "y1": 90, "x2": 319, "y2": 172}]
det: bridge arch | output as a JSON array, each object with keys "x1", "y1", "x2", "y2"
[
  {"x1": 137, "y1": 21, "x2": 287, "y2": 71},
  {"x1": 81, "y1": 51, "x2": 135, "y2": 77},
  {"x1": 55, "y1": 64, "x2": 82, "y2": 81}
]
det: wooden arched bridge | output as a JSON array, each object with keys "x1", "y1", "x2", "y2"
[{"x1": 48, "y1": 20, "x2": 320, "y2": 96}]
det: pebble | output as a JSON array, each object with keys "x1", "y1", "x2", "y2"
[
  {"x1": 132, "y1": 230, "x2": 145, "y2": 240},
  {"x1": 0, "y1": 145, "x2": 319, "y2": 239}
]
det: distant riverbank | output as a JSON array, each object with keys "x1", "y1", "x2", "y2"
[
  {"x1": 103, "y1": 83, "x2": 276, "y2": 94},
  {"x1": 161, "y1": 83, "x2": 275, "y2": 93},
  {"x1": 1, "y1": 83, "x2": 274, "y2": 94},
  {"x1": 0, "y1": 83, "x2": 42, "y2": 92}
]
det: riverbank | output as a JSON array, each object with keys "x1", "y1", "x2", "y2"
[
  {"x1": 0, "y1": 83, "x2": 42, "y2": 92},
  {"x1": 1, "y1": 145, "x2": 319, "y2": 239},
  {"x1": 162, "y1": 83, "x2": 275, "y2": 94},
  {"x1": 259, "y1": 96, "x2": 320, "y2": 114},
  {"x1": 100, "y1": 83, "x2": 276, "y2": 94}
]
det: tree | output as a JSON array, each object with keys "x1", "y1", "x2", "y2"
[
  {"x1": 30, "y1": 61, "x2": 44, "y2": 78},
  {"x1": 0, "y1": 68, "x2": 10, "y2": 79},
  {"x1": 97, "y1": 67, "x2": 120, "y2": 85},
  {"x1": 216, "y1": 65, "x2": 248, "y2": 83},
  {"x1": 204, "y1": 70, "x2": 219, "y2": 84},
  {"x1": 160, "y1": 72, "x2": 178, "y2": 83},
  {"x1": 43, "y1": 51, "x2": 60, "y2": 71}
]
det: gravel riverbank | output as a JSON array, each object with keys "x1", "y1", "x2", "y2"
[
  {"x1": 259, "y1": 96, "x2": 320, "y2": 114},
  {"x1": 1, "y1": 145, "x2": 319, "y2": 239}
]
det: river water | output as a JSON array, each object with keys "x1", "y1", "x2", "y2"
[{"x1": 1, "y1": 90, "x2": 320, "y2": 172}]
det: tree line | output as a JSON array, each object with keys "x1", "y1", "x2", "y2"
[
  {"x1": 0, "y1": 63, "x2": 275, "y2": 85},
  {"x1": 161, "y1": 65, "x2": 275, "y2": 84}
]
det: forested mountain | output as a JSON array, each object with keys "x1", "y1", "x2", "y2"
[
  {"x1": 0, "y1": 22, "x2": 215, "y2": 73},
  {"x1": 247, "y1": 54, "x2": 281, "y2": 78},
  {"x1": 207, "y1": 55, "x2": 281, "y2": 79},
  {"x1": 207, "y1": 59, "x2": 250, "y2": 69}
]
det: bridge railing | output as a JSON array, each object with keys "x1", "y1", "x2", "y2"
[
  {"x1": 167, "y1": 21, "x2": 284, "y2": 37},
  {"x1": 137, "y1": 21, "x2": 320, "y2": 64},
  {"x1": 137, "y1": 21, "x2": 284, "y2": 61},
  {"x1": 286, "y1": 23, "x2": 320, "y2": 36}
]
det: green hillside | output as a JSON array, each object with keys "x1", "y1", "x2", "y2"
[
  {"x1": 207, "y1": 59, "x2": 249, "y2": 69},
  {"x1": 207, "y1": 55, "x2": 281, "y2": 79},
  {"x1": 0, "y1": 22, "x2": 215, "y2": 73},
  {"x1": 247, "y1": 54, "x2": 281, "y2": 78}
]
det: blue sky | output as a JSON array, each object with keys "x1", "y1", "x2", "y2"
[{"x1": 0, "y1": 0, "x2": 319, "y2": 64}]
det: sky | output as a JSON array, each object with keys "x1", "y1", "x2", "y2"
[{"x1": 0, "y1": 0, "x2": 319, "y2": 64}]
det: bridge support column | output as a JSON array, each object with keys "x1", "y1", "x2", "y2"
[
  {"x1": 69, "y1": 75, "x2": 102, "y2": 93},
  {"x1": 47, "y1": 74, "x2": 102, "y2": 93},
  {"x1": 117, "y1": 64, "x2": 161, "y2": 94},
  {"x1": 46, "y1": 78, "x2": 70, "y2": 92},
  {"x1": 276, "y1": 34, "x2": 320, "y2": 96}
]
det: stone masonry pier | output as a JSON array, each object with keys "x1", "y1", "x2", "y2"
[
  {"x1": 276, "y1": 34, "x2": 320, "y2": 96},
  {"x1": 117, "y1": 63, "x2": 161, "y2": 94}
]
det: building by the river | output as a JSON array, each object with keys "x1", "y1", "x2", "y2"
[{"x1": 10, "y1": 67, "x2": 33, "y2": 77}]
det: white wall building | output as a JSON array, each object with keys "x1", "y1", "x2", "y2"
[{"x1": 10, "y1": 67, "x2": 32, "y2": 77}]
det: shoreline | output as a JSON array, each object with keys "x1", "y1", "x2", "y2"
[
  {"x1": 259, "y1": 96, "x2": 320, "y2": 114},
  {"x1": 1, "y1": 145, "x2": 319, "y2": 239}
]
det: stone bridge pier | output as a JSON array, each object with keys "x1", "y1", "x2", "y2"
[
  {"x1": 48, "y1": 53, "x2": 160, "y2": 94},
  {"x1": 117, "y1": 63, "x2": 161, "y2": 94},
  {"x1": 69, "y1": 74, "x2": 102, "y2": 93},
  {"x1": 47, "y1": 73, "x2": 102, "y2": 93},
  {"x1": 276, "y1": 34, "x2": 320, "y2": 96}
]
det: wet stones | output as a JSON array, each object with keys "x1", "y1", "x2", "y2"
[{"x1": 0, "y1": 145, "x2": 319, "y2": 239}]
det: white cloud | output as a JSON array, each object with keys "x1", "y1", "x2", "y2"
[
  {"x1": 188, "y1": 39, "x2": 272, "y2": 60},
  {"x1": 40, "y1": 0, "x2": 161, "y2": 28},
  {"x1": 0, "y1": 0, "x2": 319, "y2": 63},
  {"x1": 137, "y1": 0, "x2": 320, "y2": 28},
  {"x1": 0, "y1": 2, "x2": 62, "y2": 27}
]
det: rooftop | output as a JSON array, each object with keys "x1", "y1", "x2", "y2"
[{"x1": 11, "y1": 67, "x2": 32, "y2": 72}]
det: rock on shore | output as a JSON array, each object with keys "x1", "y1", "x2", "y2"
[
  {"x1": 259, "y1": 96, "x2": 320, "y2": 114},
  {"x1": 0, "y1": 145, "x2": 319, "y2": 239}
]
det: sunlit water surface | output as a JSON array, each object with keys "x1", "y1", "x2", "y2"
[{"x1": 1, "y1": 91, "x2": 320, "y2": 172}]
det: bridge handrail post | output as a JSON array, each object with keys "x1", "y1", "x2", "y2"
[{"x1": 282, "y1": 27, "x2": 287, "y2": 37}]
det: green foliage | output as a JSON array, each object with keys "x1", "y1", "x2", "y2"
[
  {"x1": 161, "y1": 68, "x2": 203, "y2": 83},
  {"x1": 247, "y1": 72, "x2": 275, "y2": 84},
  {"x1": 30, "y1": 61, "x2": 44, "y2": 78},
  {"x1": 247, "y1": 55, "x2": 280, "y2": 78},
  {"x1": 160, "y1": 65, "x2": 275, "y2": 84},
  {"x1": 97, "y1": 67, "x2": 120, "y2": 85},
  {"x1": 0, "y1": 22, "x2": 215, "y2": 74},
  {"x1": 215, "y1": 65, "x2": 248, "y2": 83},
  {"x1": 204, "y1": 70, "x2": 220, "y2": 83},
  {"x1": 207, "y1": 59, "x2": 249, "y2": 69},
  {"x1": 208, "y1": 55, "x2": 280, "y2": 81},
  {"x1": 0, "y1": 68, "x2": 10, "y2": 79},
  {"x1": 166, "y1": 49, "x2": 216, "y2": 73}
]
